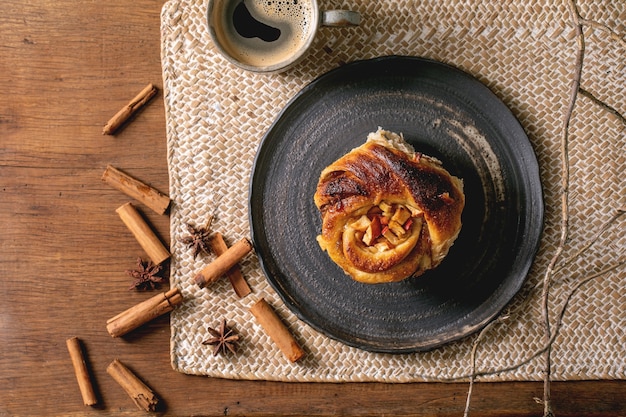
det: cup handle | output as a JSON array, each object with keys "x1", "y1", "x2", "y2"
[{"x1": 321, "y1": 10, "x2": 361, "y2": 27}]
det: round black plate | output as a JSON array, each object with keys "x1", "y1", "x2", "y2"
[{"x1": 249, "y1": 56, "x2": 543, "y2": 353}]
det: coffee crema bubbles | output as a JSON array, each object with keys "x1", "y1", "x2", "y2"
[{"x1": 212, "y1": 0, "x2": 315, "y2": 69}]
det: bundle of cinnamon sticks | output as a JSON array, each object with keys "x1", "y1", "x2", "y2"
[{"x1": 67, "y1": 82, "x2": 308, "y2": 413}]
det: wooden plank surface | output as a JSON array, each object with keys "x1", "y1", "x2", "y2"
[{"x1": 0, "y1": 0, "x2": 624, "y2": 415}]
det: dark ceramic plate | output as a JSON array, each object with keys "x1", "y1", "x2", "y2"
[{"x1": 249, "y1": 56, "x2": 543, "y2": 353}]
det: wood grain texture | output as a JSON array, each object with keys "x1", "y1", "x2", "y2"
[{"x1": 0, "y1": 0, "x2": 624, "y2": 415}]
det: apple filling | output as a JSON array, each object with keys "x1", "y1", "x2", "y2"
[{"x1": 342, "y1": 202, "x2": 425, "y2": 273}]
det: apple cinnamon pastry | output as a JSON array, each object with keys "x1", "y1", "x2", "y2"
[{"x1": 314, "y1": 128, "x2": 465, "y2": 284}]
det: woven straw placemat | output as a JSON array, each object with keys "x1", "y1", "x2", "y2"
[{"x1": 160, "y1": 0, "x2": 625, "y2": 382}]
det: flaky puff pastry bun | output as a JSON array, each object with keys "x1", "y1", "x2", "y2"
[{"x1": 314, "y1": 128, "x2": 465, "y2": 284}]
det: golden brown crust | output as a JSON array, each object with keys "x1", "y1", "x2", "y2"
[{"x1": 314, "y1": 129, "x2": 464, "y2": 284}]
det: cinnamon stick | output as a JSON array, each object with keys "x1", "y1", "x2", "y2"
[
  {"x1": 209, "y1": 232, "x2": 252, "y2": 297},
  {"x1": 116, "y1": 202, "x2": 170, "y2": 265},
  {"x1": 102, "y1": 83, "x2": 157, "y2": 135},
  {"x1": 106, "y1": 359, "x2": 159, "y2": 412},
  {"x1": 194, "y1": 237, "x2": 253, "y2": 288},
  {"x1": 102, "y1": 165, "x2": 171, "y2": 215},
  {"x1": 106, "y1": 287, "x2": 183, "y2": 338},
  {"x1": 249, "y1": 298, "x2": 305, "y2": 363},
  {"x1": 66, "y1": 337, "x2": 98, "y2": 406}
]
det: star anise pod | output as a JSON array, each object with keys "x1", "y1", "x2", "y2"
[
  {"x1": 126, "y1": 257, "x2": 165, "y2": 291},
  {"x1": 180, "y1": 217, "x2": 213, "y2": 259},
  {"x1": 202, "y1": 319, "x2": 239, "y2": 356}
]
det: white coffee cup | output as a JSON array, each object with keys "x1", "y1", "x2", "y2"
[{"x1": 207, "y1": 0, "x2": 360, "y2": 73}]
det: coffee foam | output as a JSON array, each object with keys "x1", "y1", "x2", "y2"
[
  {"x1": 258, "y1": 0, "x2": 312, "y2": 40},
  {"x1": 213, "y1": 0, "x2": 316, "y2": 69}
]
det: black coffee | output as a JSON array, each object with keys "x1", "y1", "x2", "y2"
[
  {"x1": 233, "y1": 1, "x2": 281, "y2": 42},
  {"x1": 212, "y1": 0, "x2": 314, "y2": 68}
]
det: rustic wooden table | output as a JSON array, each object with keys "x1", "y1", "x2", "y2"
[{"x1": 1, "y1": 1, "x2": 624, "y2": 415}]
